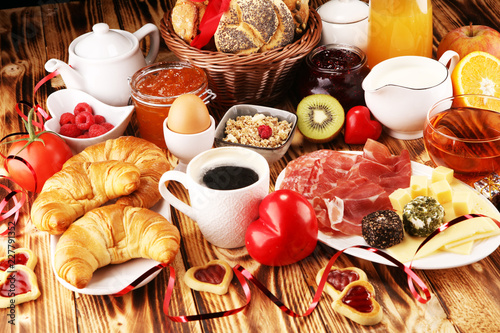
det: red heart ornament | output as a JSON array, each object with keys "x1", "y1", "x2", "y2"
[
  {"x1": 245, "y1": 190, "x2": 318, "y2": 266},
  {"x1": 344, "y1": 106, "x2": 383, "y2": 145}
]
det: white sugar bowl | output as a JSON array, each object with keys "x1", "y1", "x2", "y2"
[{"x1": 317, "y1": 0, "x2": 369, "y2": 52}]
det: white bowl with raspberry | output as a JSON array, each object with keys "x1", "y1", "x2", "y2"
[
  {"x1": 45, "y1": 88, "x2": 134, "y2": 153},
  {"x1": 214, "y1": 104, "x2": 297, "y2": 164}
]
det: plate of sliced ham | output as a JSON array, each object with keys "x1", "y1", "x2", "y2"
[{"x1": 275, "y1": 140, "x2": 500, "y2": 269}]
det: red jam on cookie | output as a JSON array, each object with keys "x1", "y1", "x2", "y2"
[
  {"x1": 316, "y1": 266, "x2": 368, "y2": 300},
  {"x1": 183, "y1": 260, "x2": 233, "y2": 295},
  {"x1": 0, "y1": 265, "x2": 41, "y2": 308},
  {"x1": 0, "y1": 248, "x2": 37, "y2": 272},
  {"x1": 333, "y1": 280, "x2": 383, "y2": 326}
]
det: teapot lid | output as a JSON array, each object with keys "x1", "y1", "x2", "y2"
[
  {"x1": 317, "y1": 0, "x2": 369, "y2": 24},
  {"x1": 74, "y1": 23, "x2": 133, "y2": 59}
]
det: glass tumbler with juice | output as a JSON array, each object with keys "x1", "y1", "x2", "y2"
[{"x1": 367, "y1": 0, "x2": 433, "y2": 68}]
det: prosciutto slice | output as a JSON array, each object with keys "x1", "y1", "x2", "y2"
[{"x1": 280, "y1": 140, "x2": 411, "y2": 236}]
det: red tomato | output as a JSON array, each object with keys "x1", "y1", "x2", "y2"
[
  {"x1": 5, "y1": 132, "x2": 73, "y2": 192},
  {"x1": 245, "y1": 190, "x2": 318, "y2": 266}
]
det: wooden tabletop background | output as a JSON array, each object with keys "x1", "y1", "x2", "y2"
[{"x1": 1, "y1": 0, "x2": 500, "y2": 332}]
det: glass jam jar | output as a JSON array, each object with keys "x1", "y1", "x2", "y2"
[
  {"x1": 296, "y1": 44, "x2": 370, "y2": 112},
  {"x1": 129, "y1": 62, "x2": 214, "y2": 148}
]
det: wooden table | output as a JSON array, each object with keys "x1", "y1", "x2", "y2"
[{"x1": 1, "y1": 0, "x2": 500, "y2": 332}]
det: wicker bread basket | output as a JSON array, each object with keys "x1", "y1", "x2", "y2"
[{"x1": 160, "y1": 8, "x2": 322, "y2": 111}]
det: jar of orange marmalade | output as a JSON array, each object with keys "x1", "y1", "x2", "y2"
[{"x1": 129, "y1": 62, "x2": 214, "y2": 148}]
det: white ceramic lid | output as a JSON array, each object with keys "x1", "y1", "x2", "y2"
[
  {"x1": 317, "y1": 0, "x2": 369, "y2": 24},
  {"x1": 74, "y1": 23, "x2": 133, "y2": 59}
]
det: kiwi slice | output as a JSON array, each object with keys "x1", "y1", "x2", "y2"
[{"x1": 296, "y1": 94, "x2": 345, "y2": 143}]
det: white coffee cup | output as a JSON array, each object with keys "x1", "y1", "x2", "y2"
[{"x1": 158, "y1": 147, "x2": 270, "y2": 248}]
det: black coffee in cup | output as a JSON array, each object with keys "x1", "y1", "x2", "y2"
[{"x1": 202, "y1": 166, "x2": 259, "y2": 190}]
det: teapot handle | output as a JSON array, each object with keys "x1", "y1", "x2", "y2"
[
  {"x1": 438, "y1": 50, "x2": 460, "y2": 73},
  {"x1": 133, "y1": 23, "x2": 160, "y2": 65}
]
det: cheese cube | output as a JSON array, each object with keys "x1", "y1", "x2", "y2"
[
  {"x1": 432, "y1": 166, "x2": 454, "y2": 183},
  {"x1": 389, "y1": 188, "x2": 412, "y2": 212},
  {"x1": 452, "y1": 191, "x2": 473, "y2": 216},
  {"x1": 410, "y1": 175, "x2": 428, "y2": 198},
  {"x1": 430, "y1": 179, "x2": 453, "y2": 204}
]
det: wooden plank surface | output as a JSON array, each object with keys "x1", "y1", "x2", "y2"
[{"x1": 1, "y1": 0, "x2": 500, "y2": 332}]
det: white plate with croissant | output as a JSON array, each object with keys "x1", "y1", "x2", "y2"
[{"x1": 50, "y1": 199, "x2": 172, "y2": 295}]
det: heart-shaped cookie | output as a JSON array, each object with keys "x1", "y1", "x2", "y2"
[
  {"x1": 0, "y1": 248, "x2": 37, "y2": 273},
  {"x1": 183, "y1": 260, "x2": 233, "y2": 295},
  {"x1": 332, "y1": 280, "x2": 383, "y2": 326},
  {"x1": 316, "y1": 266, "x2": 368, "y2": 300},
  {"x1": 0, "y1": 264, "x2": 41, "y2": 308}
]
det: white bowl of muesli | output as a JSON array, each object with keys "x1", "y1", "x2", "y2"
[{"x1": 214, "y1": 104, "x2": 297, "y2": 164}]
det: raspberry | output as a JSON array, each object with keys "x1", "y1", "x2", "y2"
[
  {"x1": 75, "y1": 111, "x2": 95, "y2": 130},
  {"x1": 60, "y1": 124, "x2": 82, "y2": 138},
  {"x1": 74, "y1": 102, "x2": 93, "y2": 115},
  {"x1": 88, "y1": 124, "x2": 108, "y2": 137},
  {"x1": 258, "y1": 125, "x2": 272, "y2": 139},
  {"x1": 59, "y1": 112, "x2": 76, "y2": 125},
  {"x1": 101, "y1": 122, "x2": 114, "y2": 131},
  {"x1": 77, "y1": 132, "x2": 90, "y2": 139},
  {"x1": 94, "y1": 115, "x2": 106, "y2": 124}
]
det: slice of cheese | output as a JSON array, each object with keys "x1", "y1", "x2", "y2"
[
  {"x1": 410, "y1": 175, "x2": 428, "y2": 198},
  {"x1": 388, "y1": 217, "x2": 499, "y2": 263},
  {"x1": 443, "y1": 241, "x2": 474, "y2": 255}
]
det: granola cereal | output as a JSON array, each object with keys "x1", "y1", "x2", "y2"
[{"x1": 223, "y1": 113, "x2": 292, "y2": 148}]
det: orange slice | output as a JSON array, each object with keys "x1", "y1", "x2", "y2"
[{"x1": 451, "y1": 51, "x2": 500, "y2": 111}]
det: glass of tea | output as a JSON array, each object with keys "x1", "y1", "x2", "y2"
[{"x1": 423, "y1": 94, "x2": 500, "y2": 184}]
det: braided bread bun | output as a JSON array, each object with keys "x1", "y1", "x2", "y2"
[
  {"x1": 260, "y1": 0, "x2": 295, "y2": 52},
  {"x1": 215, "y1": 0, "x2": 298, "y2": 54}
]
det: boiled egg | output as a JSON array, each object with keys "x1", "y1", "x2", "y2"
[{"x1": 167, "y1": 94, "x2": 211, "y2": 134}]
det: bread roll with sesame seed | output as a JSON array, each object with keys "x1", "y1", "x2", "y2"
[
  {"x1": 260, "y1": 0, "x2": 295, "y2": 52},
  {"x1": 215, "y1": 0, "x2": 279, "y2": 54}
]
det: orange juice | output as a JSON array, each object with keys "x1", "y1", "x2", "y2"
[{"x1": 367, "y1": 0, "x2": 433, "y2": 68}]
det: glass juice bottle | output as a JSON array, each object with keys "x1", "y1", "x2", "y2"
[{"x1": 366, "y1": 0, "x2": 433, "y2": 68}]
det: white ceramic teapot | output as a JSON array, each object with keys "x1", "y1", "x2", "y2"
[{"x1": 45, "y1": 23, "x2": 159, "y2": 106}]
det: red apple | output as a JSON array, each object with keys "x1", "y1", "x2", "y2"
[{"x1": 437, "y1": 24, "x2": 500, "y2": 59}]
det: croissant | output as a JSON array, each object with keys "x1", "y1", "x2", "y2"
[
  {"x1": 31, "y1": 160, "x2": 141, "y2": 234},
  {"x1": 54, "y1": 204, "x2": 181, "y2": 289},
  {"x1": 63, "y1": 136, "x2": 171, "y2": 208}
]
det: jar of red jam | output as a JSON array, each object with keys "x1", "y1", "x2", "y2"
[
  {"x1": 129, "y1": 62, "x2": 214, "y2": 148},
  {"x1": 296, "y1": 44, "x2": 370, "y2": 112}
]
